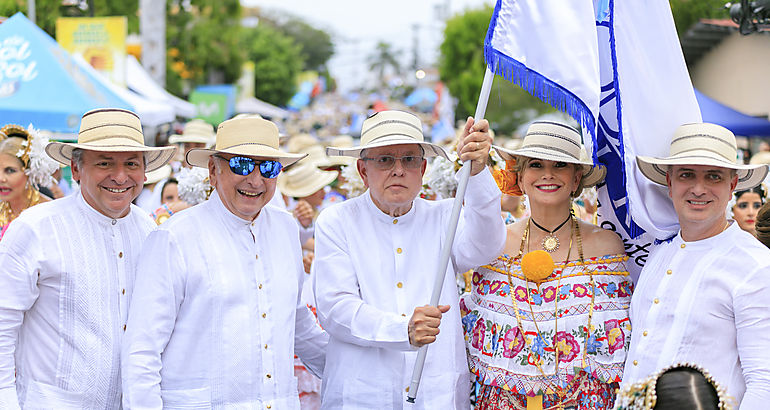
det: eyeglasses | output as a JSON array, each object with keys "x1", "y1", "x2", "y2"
[
  {"x1": 735, "y1": 201, "x2": 762, "y2": 210},
  {"x1": 214, "y1": 155, "x2": 282, "y2": 178},
  {"x1": 361, "y1": 155, "x2": 424, "y2": 170}
]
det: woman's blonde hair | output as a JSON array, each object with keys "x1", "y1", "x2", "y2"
[{"x1": 0, "y1": 137, "x2": 27, "y2": 168}]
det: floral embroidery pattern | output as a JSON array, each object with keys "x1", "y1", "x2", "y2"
[
  {"x1": 502, "y1": 327, "x2": 525, "y2": 358},
  {"x1": 554, "y1": 331, "x2": 580, "y2": 362},
  {"x1": 461, "y1": 253, "x2": 631, "y2": 394},
  {"x1": 604, "y1": 319, "x2": 625, "y2": 354}
]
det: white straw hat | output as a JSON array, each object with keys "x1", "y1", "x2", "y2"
[
  {"x1": 298, "y1": 144, "x2": 334, "y2": 168},
  {"x1": 326, "y1": 110, "x2": 448, "y2": 159},
  {"x1": 46, "y1": 108, "x2": 176, "y2": 172},
  {"x1": 144, "y1": 164, "x2": 172, "y2": 185},
  {"x1": 287, "y1": 133, "x2": 319, "y2": 153},
  {"x1": 637, "y1": 122, "x2": 768, "y2": 191},
  {"x1": 493, "y1": 121, "x2": 606, "y2": 188},
  {"x1": 169, "y1": 119, "x2": 215, "y2": 145},
  {"x1": 186, "y1": 116, "x2": 306, "y2": 168},
  {"x1": 277, "y1": 162, "x2": 338, "y2": 198},
  {"x1": 326, "y1": 135, "x2": 356, "y2": 166}
]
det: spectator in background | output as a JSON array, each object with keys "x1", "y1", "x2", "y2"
[{"x1": 0, "y1": 124, "x2": 57, "y2": 241}]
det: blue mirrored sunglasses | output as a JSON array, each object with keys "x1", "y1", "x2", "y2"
[{"x1": 215, "y1": 155, "x2": 283, "y2": 178}]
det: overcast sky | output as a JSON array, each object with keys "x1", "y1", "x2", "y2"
[{"x1": 241, "y1": 0, "x2": 494, "y2": 91}]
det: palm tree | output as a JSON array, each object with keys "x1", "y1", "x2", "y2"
[{"x1": 368, "y1": 41, "x2": 401, "y2": 89}]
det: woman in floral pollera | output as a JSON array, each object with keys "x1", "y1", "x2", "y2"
[{"x1": 461, "y1": 121, "x2": 632, "y2": 410}]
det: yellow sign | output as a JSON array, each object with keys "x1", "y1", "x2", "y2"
[{"x1": 56, "y1": 16, "x2": 127, "y2": 86}]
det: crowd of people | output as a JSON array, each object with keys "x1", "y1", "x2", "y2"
[{"x1": 0, "y1": 104, "x2": 769, "y2": 410}]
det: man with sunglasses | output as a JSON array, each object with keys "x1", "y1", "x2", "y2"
[
  {"x1": 312, "y1": 110, "x2": 506, "y2": 409},
  {"x1": 122, "y1": 116, "x2": 328, "y2": 409}
]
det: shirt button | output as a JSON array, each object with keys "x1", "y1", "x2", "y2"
[
  {"x1": 633, "y1": 360, "x2": 638, "y2": 366},
  {"x1": 401, "y1": 314, "x2": 406, "y2": 317},
  {"x1": 255, "y1": 254, "x2": 259, "y2": 260},
  {"x1": 393, "y1": 219, "x2": 398, "y2": 224},
  {"x1": 264, "y1": 344, "x2": 268, "y2": 349},
  {"x1": 266, "y1": 405, "x2": 271, "y2": 409},
  {"x1": 123, "y1": 324, "x2": 126, "y2": 331},
  {"x1": 666, "y1": 269, "x2": 672, "y2": 275},
  {"x1": 111, "y1": 219, "x2": 117, "y2": 226},
  {"x1": 680, "y1": 244, "x2": 686, "y2": 249},
  {"x1": 396, "y1": 248, "x2": 403, "y2": 254},
  {"x1": 654, "y1": 298, "x2": 660, "y2": 304},
  {"x1": 643, "y1": 330, "x2": 648, "y2": 336},
  {"x1": 262, "y1": 313, "x2": 267, "y2": 318},
  {"x1": 122, "y1": 289, "x2": 126, "y2": 295},
  {"x1": 397, "y1": 282, "x2": 403, "y2": 288},
  {"x1": 266, "y1": 374, "x2": 272, "y2": 379},
  {"x1": 405, "y1": 386, "x2": 410, "y2": 392},
  {"x1": 258, "y1": 283, "x2": 263, "y2": 289},
  {"x1": 118, "y1": 252, "x2": 123, "y2": 258}
]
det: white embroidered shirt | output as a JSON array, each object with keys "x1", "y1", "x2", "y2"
[
  {"x1": 623, "y1": 222, "x2": 770, "y2": 409},
  {"x1": 0, "y1": 193, "x2": 155, "y2": 409},
  {"x1": 121, "y1": 191, "x2": 328, "y2": 409},
  {"x1": 312, "y1": 168, "x2": 506, "y2": 409}
]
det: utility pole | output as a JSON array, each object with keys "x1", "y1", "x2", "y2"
[
  {"x1": 140, "y1": 0, "x2": 166, "y2": 87},
  {"x1": 27, "y1": 0, "x2": 35, "y2": 23}
]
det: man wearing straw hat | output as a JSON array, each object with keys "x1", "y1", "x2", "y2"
[
  {"x1": 0, "y1": 108, "x2": 176, "y2": 409},
  {"x1": 122, "y1": 115, "x2": 328, "y2": 409},
  {"x1": 313, "y1": 110, "x2": 506, "y2": 408},
  {"x1": 624, "y1": 122, "x2": 770, "y2": 407},
  {"x1": 168, "y1": 118, "x2": 215, "y2": 167}
]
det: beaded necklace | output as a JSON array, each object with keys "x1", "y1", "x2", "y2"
[{"x1": 504, "y1": 215, "x2": 596, "y2": 409}]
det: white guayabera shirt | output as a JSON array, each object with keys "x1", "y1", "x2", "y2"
[
  {"x1": 313, "y1": 168, "x2": 506, "y2": 410},
  {"x1": 623, "y1": 222, "x2": 770, "y2": 409},
  {"x1": 121, "y1": 191, "x2": 328, "y2": 409},
  {"x1": 0, "y1": 193, "x2": 155, "y2": 409}
]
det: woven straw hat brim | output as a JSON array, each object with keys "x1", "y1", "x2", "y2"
[
  {"x1": 637, "y1": 154, "x2": 769, "y2": 191},
  {"x1": 144, "y1": 164, "x2": 172, "y2": 185},
  {"x1": 493, "y1": 145, "x2": 606, "y2": 188},
  {"x1": 186, "y1": 145, "x2": 306, "y2": 168},
  {"x1": 326, "y1": 136, "x2": 449, "y2": 159},
  {"x1": 326, "y1": 156, "x2": 356, "y2": 167},
  {"x1": 45, "y1": 140, "x2": 176, "y2": 172},
  {"x1": 277, "y1": 169, "x2": 338, "y2": 198}
]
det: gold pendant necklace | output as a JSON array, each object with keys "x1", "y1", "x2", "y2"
[{"x1": 530, "y1": 215, "x2": 571, "y2": 253}]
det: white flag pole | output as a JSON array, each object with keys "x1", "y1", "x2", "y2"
[{"x1": 406, "y1": 66, "x2": 495, "y2": 403}]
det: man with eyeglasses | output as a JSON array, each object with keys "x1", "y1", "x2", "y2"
[
  {"x1": 313, "y1": 110, "x2": 506, "y2": 408},
  {"x1": 121, "y1": 116, "x2": 328, "y2": 409}
]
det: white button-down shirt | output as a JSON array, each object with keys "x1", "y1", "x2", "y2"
[
  {"x1": 0, "y1": 193, "x2": 155, "y2": 409},
  {"x1": 313, "y1": 168, "x2": 506, "y2": 409},
  {"x1": 623, "y1": 222, "x2": 770, "y2": 409},
  {"x1": 122, "y1": 191, "x2": 328, "y2": 409}
]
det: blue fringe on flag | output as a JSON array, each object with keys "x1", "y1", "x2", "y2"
[{"x1": 483, "y1": 0, "x2": 597, "y2": 145}]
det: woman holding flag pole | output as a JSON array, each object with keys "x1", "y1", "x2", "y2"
[{"x1": 460, "y1": 121, "x2": 632, "y2": 410}]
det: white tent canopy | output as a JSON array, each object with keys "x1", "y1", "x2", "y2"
[
  {"x1": 73, "y1": 55, "x2": 175, "y2": 127},
  {"x1": 126, "y1": 55, "x2": 196, "y2": 119},
  {"x1": 236, "y1": 97, "x2": 290, "y2": 119}
]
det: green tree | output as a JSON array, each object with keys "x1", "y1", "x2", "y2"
[
  {"x1": 0, "y1": 0, "x2": 138, "y2": 36},
  {"x1": 259, "y1": 14, "x2": 333, "y2": 72},
  {"x1": 368, "y1": 41, "x2": 401, "y2": 89},
  {"x1": 669, "y1": 0, "x2": 729, "y2": 36},
  {"x1": 165, "y1": 0, "x2": 244, "y2": 96},
  {"x1": 438, "y1": 6, "x2": 554, "y2": 135},
  {"x1": 241, "y1": 24, "x2": 304, "y2": 106}
]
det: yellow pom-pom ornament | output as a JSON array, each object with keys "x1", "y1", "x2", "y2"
[{"x1": 521, "y1": 250, "x2": 555, "y2": 283}]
